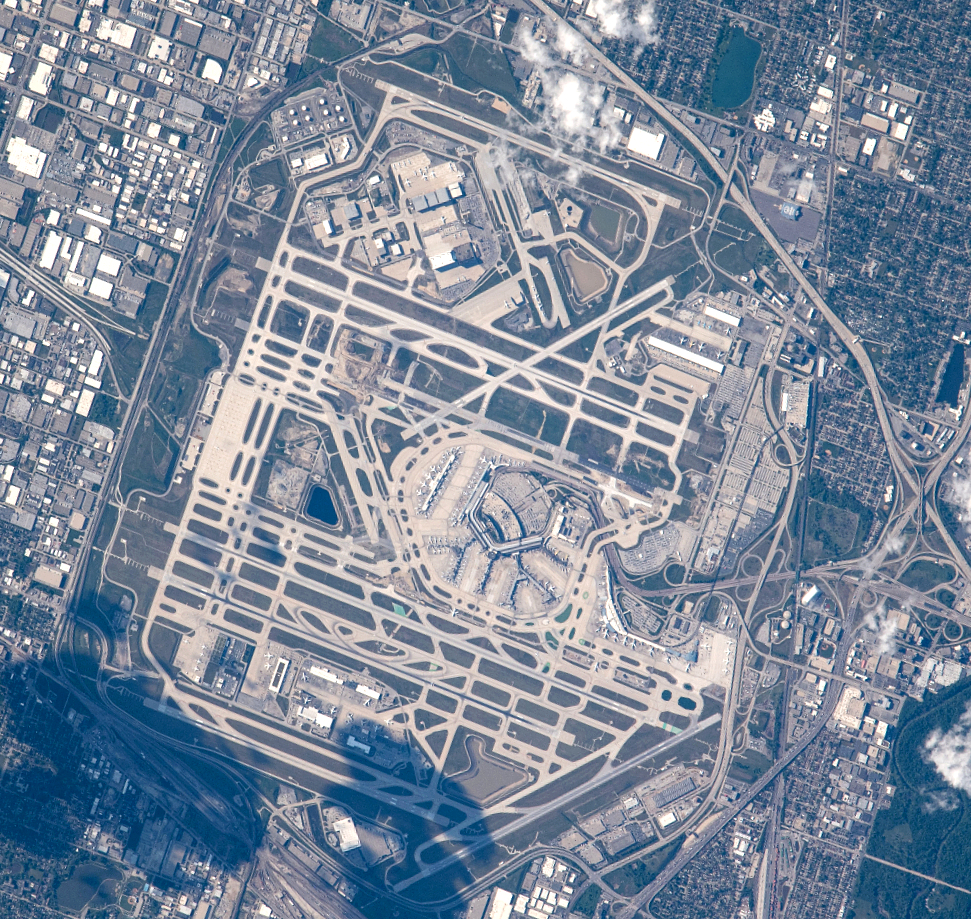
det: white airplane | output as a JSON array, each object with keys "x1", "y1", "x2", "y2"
[{"x1": 679, "y1": 336, "x2": 688, "y2": 345}]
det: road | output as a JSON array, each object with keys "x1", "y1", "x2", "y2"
[{"x1": 619, "y1": 626, "x2": 854, "y2": 918}]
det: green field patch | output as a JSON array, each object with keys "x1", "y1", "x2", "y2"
[
  {"x1": 604, "y1": 841, "x2": 682, "y2": 895},
  {"x1": 147, "y1": 621, "x2": 182, "y2": 668},
  {"x1": 306, "y1": 13, "x2": 363, "y2": 63},
  {"x1": 415, "y1": 708, "x2": 447, "y2": 731},
  {"x1": 548, "y1": 686, "x2": 580, "y2": 707},
  {"x1": 186, "y1": 519, "x2": 228, "y2": 544},
  {"x1": 614, "y1": 723, "x2": 672, "y2": 764},
  {"x1": 56, "y1": 862, "x2": 122, "y2": 912},
  {"x1": 501, "y1": 643, "x2": 537, "y2": 668},
  {"x1": 620, "y1": 442, "x2": 675, "y2": 492},
  {"x1": 440, "y1": 642, "x2": 476, "y2": 667},
  {"x1": 291, "y1": 562, "x2": 365, "y2": 599},
  {"x1": 592, "y1": 685, "x2": 648, "y2": 712},
  {"x1": 464, "y1": 704, "x2": 502, "y2": 732},
  {"x1": 588, "y1": 377, "x2": 638, "y2": 406},
  {"x1": 559, "y1": 328, "x2": 600, "y2": 363},
  {"x1": 283, "y1": 581, "x2": 373, "y2": 628},
  {"x1": 536, "y1": 357, "x2": 583, "y2": 385},
  {"x1": 270, "y1": 301, "x2": 310, "y2": 344},
  {"x1": 172, "y1": 560, "x2": 214, "y2": 590},
  {"x1": 643, "y1": 398, "x2": 685, "y2": 425},
  {"x1": 247, "y1": 542, "x2": 286, "y2": 567},
  {"x1": 515, "y1": 698, "x2": 559, "y2": 726},
  {"x1": 292, "y1": 255, "x2": 349, "y2": 291},
  {"x1": 426, "y1": 690, "x2": 459, "y2": 714},
  {"x1": 381, "y1": 619, "x2": 434, "y2": 654},
  {"x1": 804, "y1": 498, "x2": 862, "y2": 565},
  {"x1": 471, "y1": 681, "x2": 511, "y2": 707},
  {"x1": 581, "y1": 700, "x2": 636, "y2": 731},
  {"x1": 441, "y1": 32, "x2": 518, "y2": 99},
  {"x1": 567, "y1": 420, "x2": 623, "y2": 468},
  {"x1": 410, "y1": 355, "x2": 481, "y2": 403},
  {"x1": 162, "y1": 585, "x2": 205, "y2": 609},
  {"x1": 728, "y1": 747, "x2": 772, "y2": 783},
  {"x1": 589, "y1": 203, "x2": 622, "y2": 240},
  {"x1": 564, "y1": 718, "x2": 616, "y2": 752},
  {"x1": 485, "y1": 387, "x2": 569, "y2": 445},
  {"x1": 238, "y1": 562, "x2": 280, "y2": 591},
  {"x1": 180, "y1": 538, "x2": 222, "y2": 568},
  {"x1": 231, "y1": 584, "x2": 271, "y2": 611},
  {"x1": 119, "y1": 409, "x2": 178, "y2": 497},
  {"x1": 428, "y1": 613, "x2": 468, "y2": 635},
  {"x1": 900, "y1": 559, "x2": 955, "y2": 592},
  {"x1": 479, "y1": 659, "x2": 543, "y2": 695},
  {"x1": 556, "y1": 740, "x2": 593, "y2": 762},
  {"x1": 515, "y1": 755, "x2": 607, "y2": 807},
  {"x1": 536, "y1": 379, "x2": 575, "y2": 406},
  {"x1": 619, "y1": 236, "x2": 703, "y2": 303},
  {"x1": 710, "y1": 229, "x2": 766, "y2": 276},
  {"x1": 555, "y1": 670, "x2": 586, "y2": 688},
  {"x1": 507, "y1": 722, "x2": 551, "y2": 751},
  {"x1": 223, "y1": 608, "x2": 264, "y2": 634},
  {"x1": 580, "y1": 399, "x2": 629, "y2": 429}
]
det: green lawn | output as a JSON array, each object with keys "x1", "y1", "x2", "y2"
[
  {"x1": 899, "y1": 559, "x2": 955, "y2": 592},
  {"x1": 119, "y1": 408, "x2": 178, "y2": 497}
]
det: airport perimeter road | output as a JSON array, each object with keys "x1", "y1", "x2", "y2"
[
  {"x1": 619, "y1": 697, "x2": 839, "y2": 918},
  {"x1": 392, "y1": 713, "x2": 721, "y2": 892},
  {"x1": 618, "y1": 628, "x2": 854, "y2": 919}
]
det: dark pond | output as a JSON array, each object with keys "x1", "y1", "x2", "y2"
[
  {"x1": 305, "y1": 485, "x2": 338, "y2": 526},
  {"x1": 937, "y1": 342, "x2": 965, "y2": 407}
]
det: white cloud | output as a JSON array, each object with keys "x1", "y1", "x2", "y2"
[
  {"x1": 923, "y1": 701, "x2": 971, "y2": 796},
  {"x1": 922, "y1": 788, "x2": 960, "y2": 813},
  {"x1": 517, "y1": 19, "x2": 628, "y2": 154},
  {"x1": 864, "y1": 603, "x2": 899, "y2": 655},
  {"x1": 947, "y1": 474, "x2": 971, "y2": 527},
  {"x1": 884, "y1": 532, "x2": 906, "y2": 557},
  {"x1": 580, "y1": 0, "x2": 659, "y2": 51}
]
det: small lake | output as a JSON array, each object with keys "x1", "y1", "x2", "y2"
[
  {"x1": 937, "y1": 343, "x2": 966, "y2": 407},
  {"x1": 305, "y1": 484, "x2": 339, "y2": 526},
  {"x1": 711, "y1": 28, "x2": 762, "y2": 109}
]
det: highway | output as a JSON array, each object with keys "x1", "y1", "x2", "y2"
[{"x1": 619, "y1": 627, "x2": 853, "y2": 918}]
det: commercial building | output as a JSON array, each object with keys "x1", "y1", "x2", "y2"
[{"x1": 627, "y1": 126, "x2": 666, "y2": 160}]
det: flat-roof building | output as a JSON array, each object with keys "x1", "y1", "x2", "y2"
[{"x1": 627, "y1": 126, "x2": 666, "y2": 161}]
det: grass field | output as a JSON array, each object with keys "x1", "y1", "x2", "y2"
[
  {"x1": 152, "y1": 322, "x2": 220, "y2": 430},
  {"x1": 442, "y1": 33, "x2": 518, "y2": 101},
  {"x1": 803, "y1": 499, "x2": 860, "y2": 564},
  {"x1": 567, "y1": 420, "x2": 623, "y2": 468},
  {"x1": 619, "y1": 236, "x2": 702, "y2": 303},
  {"x1": 119, "y1": 409, "x2": 178, "y2": 497},
  {"x1": 899, "y1": 559, "x2": 955, "y2": 591},
  {"x1": 710, "y1": 229, "x2": 765, "y2": 276},
  {"x1": 306, "y1": 14, "x2": 362, "y2": 62},
  {"x1": 485, "y1": 387, "x2": 569, "y2": 445}
]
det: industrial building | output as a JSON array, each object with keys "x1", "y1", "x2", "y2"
[{"x1": 626, "y1": 126, "x2": 666, "y2": 161}]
